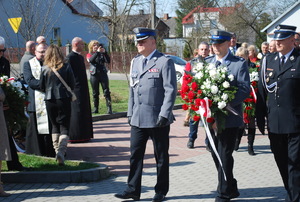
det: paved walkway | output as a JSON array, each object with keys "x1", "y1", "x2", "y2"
[{"x1": 1, "y1": 109, "x2": 286, "y2": 202}]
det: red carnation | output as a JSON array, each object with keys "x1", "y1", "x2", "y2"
[
  {"x1": 193, "y1": 115, "x2": 200, "y2": 122},
  {"x1": 191, "y1": 82, "x2": 198, "y2": 91},
  {"x1": 245, "y1": 106, "x2": 252, "y2": 110},
  {"x1": 207, "y1": 117, "x2": 214, "y2": 123},
  {"x1": 188, "y1": 90, "x2": 195, "y2": 100},
  {"x1": 197, "y1": 90, "x2": 202, "y2": 96},
  {"x1": 181, "y1": 83, "x2": 189, "y2": 93},
  {"x1": 251, "y1": 81, "x2": 257, "y2": 87},
  {"x1": 191, "y1": 104, "x2": 199, "y2": 111},
  {"x1": 182, "y1": 104, "x2": 189, "y2": 110},
  {"x1": 195, "y1": 98, "x2": 201, "y2": 106}
]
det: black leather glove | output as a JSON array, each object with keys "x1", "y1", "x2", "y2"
[
  {"x1": 156, "y1": 116, "x2": 168, "y2": 128},
  {"x1": 128, "y1": 116, "x2": 131, "y2": 125}
]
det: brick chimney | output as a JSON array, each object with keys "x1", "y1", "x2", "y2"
[{"x1": 163, "y1": 13, "x2": 169, "y2": 20}]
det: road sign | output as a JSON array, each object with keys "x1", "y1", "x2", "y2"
[{"x1": 8, "y1": 17, "x2": 22, "y2": 33}]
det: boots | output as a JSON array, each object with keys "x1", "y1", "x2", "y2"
[
  {"x1": 92, "y1": 97, "x2": 99, "y2": 113},
  {"x1": 247, "y1": 128, "x2": 256, "y2": 156},
  {"x1": 52, "y1": 133, "x2": 60, "y2": 154},
  {"x1": 106, "y1": 98, "x2": 112, "y2": 114},
  {"x1": 56, "y1": 135, "x2": 69, "y2": 166}
]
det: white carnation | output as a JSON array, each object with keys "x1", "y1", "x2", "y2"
[
  {"x1": 218, "y1": 101, "x2": 227, "y2": 109},
  {"x1": 211, "y1": 85, "x2": 218, "y2": 94},
  {"x1": 228, "y1": 74, "x2": 234, "y2": 81},
  {"x1": 193, "y1": 63, "x2": 203, "y2": 72},
  {"x1": 221, "y1": 93, "x2": 228, "y2": 101},
  {"x1": 222, "y1": 81, "x2": 230, "y2": 88},
  {"x1": 194, "y1": 71, "x2": 203, "y2": 79}
]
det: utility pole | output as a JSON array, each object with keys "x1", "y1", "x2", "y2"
[{"x1": 151, "y1": 0, "x2": 156, "y2": 29}]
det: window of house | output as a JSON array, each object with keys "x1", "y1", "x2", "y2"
[{"x1": 53, "y1": 27, "x2": 61, "y2": 41}]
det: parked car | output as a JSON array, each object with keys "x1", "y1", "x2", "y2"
[{"x1": 166, "y1": 55, "x2": 186, "y2": 83}]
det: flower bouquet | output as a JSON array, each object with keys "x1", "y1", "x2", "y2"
[
  {"x1": 0, "y1": 76, "x2": 28, "y2": 132},
  {"x1": 243, "y1": 66, "x2": 259, "y2": 123},
  {"x1": 180, "y1": 61, "x2": 237, "y2": 132}
]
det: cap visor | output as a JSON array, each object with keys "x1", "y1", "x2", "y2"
[
  {"x1": 136, "y1": 36, "x2": 150, "y2": 41},
  {"x1": 273, "y1": 32, "x2": 294, "y2": 40},
  {"x1": 210, "y1": 39, "x2": 227, "y2": 44}
]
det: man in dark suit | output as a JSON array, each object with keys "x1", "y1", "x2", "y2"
[
  {"x1": 229, "y1": 32, "x2": 241, "y2": 56},
  {"x1": 115, "y1": 27, "x2": 177, "y2": 202},
  {"x1": 257, "y1": 24, "x2": 300, "y2": 202},
  {"x1": 206, "y1": 30, "x2": 250, "y2": 202},
  {"x1": 66, "y1": 37, "x2": 93, "y2": 143}
]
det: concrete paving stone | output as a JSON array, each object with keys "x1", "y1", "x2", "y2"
[{"x1": 0, "y1": 109, "x2": 289, "y2": 201}]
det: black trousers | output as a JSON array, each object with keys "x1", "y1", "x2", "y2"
[
  {"x1": 45, "y1": 98, "x2": 71, "y2": 135},
  {"x1": 90, "y1": 71, "x2": 111, "y2": 100},
  {"x1": 211, "y1": 127, "x2": 239, "y2": 199},
  {"x1": 6, "y1": 133, "x2": 23, "y2": 170},
  {"x1": 269, "y1": 133, "x2": 300, "y2": 202},
  {"x1": 125, "y1": 126, "x2": 170, "y2": 197}
]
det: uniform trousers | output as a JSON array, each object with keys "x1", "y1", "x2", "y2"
[
  {"x1": 211, "y1": 127, "x2": 239, "y2": 199},
  {"x1": 269, "y1": 132, "x2": 300, "y2": 202},
  {"x1": 125, "y1": 125, "x2": 170, "y2": 197}
]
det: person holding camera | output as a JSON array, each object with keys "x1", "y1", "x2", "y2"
[{"x1": 86, "y1": 40, "x2": 112, "y2": 114}]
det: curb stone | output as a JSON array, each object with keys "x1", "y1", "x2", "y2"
[{"x1": 2, "y1": 163, "x2": 110, "y2": 183}]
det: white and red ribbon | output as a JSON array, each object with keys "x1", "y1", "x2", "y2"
[{"x1": 198, "y1": 97, "x2": 227, "y2": 181}]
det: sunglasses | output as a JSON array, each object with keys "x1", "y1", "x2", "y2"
[{"x1": 0, "y1": 48, "x2": 6, "y2": 52}]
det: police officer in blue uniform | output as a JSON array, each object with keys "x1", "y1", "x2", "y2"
[
  {"x1": 257, "y1": 24, "x2": 300, "y2": 201},
  {"x1": 206, "y1": 30, "x2": 250, "y2": 202},
  {"x1": 114, "y1": 27, "x2": 177, "y2": 202}
]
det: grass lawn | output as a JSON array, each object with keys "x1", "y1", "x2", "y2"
[{"x1": 1, "y1": 153, "x2": 99, "y2": 172}]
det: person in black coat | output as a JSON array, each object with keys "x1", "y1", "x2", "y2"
[
  {"x1": 66, "y1": 37, "x2": 93, "y2": 143},
  {"x1": 86, "y1": 40, "x2": 112, "y2": 114},
  {"x1": 40, "y1": 44, "x2": 75, "y2": 165},
  {"x1": 0, "y1": 37, "x2": 10, "y2": 77},
  {"x1": 257, "y1": 24, "x2": 300, "y2": 201}
]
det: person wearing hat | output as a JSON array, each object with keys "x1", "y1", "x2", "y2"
[
  {"x1": 256, "y1": 24, "x2": 300, "y2": 201},
  {"x1": 205, "y1": 29, "x2": 250, "y2": 202},
  {"x1": 114, "y1": 27, "x2": 177, "y2": 202}
]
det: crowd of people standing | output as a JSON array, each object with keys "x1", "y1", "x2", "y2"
[{"x1": 1, "y1": 23, "x2": 300, "y2": 201}]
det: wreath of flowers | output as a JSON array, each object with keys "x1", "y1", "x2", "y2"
[
  {"x1": 243, "y1": 65, "x2": 259, "y2": 123},
  {"x1": 180, "y1": 61, "x2": 237, "y2": 132},
  {"x1": 0, "y1": 75, "x2": 28, "y2": 132}
]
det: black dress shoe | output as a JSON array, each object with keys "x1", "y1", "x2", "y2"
[
  {"x1": 152, "y1": 193, "x2": 165, "y2": 202},
  {"x1": 114, "y1": 192, "x2": 140, "y2": 201},
  {"x1": 187, "y1": 139, "x2": 194, "y2": 149}
]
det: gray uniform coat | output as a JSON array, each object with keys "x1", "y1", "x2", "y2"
[
  {"x1": 127, "y1": 50, "x2": 177, "y2": 128},
  {"x1": 205, "y1": 53, "x2": 250, "y2": 128}
]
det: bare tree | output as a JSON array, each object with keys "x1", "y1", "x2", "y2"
[{"x1": 0, "y1": 0, "x2": 67, "y2": 46}]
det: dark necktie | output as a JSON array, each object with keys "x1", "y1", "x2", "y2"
[
  {"x1": 142, "y1": 58, "x2": 147, "y2": 70},
  {"x1": 215, "y1": 61, "x2": 221, "y2": 67},
  {"x1": 280, "y1": 55, "x2": 285, "y2": 71}
]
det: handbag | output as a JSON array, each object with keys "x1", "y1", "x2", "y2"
[{"x1": 52, "y1": 68, "x2": 77, "y2": 101}]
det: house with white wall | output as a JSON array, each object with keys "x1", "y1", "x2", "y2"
[{"x1": 261, "y1": 1, "x2": 300, "y2": 42}]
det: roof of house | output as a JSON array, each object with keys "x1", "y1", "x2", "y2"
[
  {"x1": 161, "y1": 16, "x2": 177, "y2": 37},
  {"x1": 261, "y1": 1, "x2": 300, "y2": 33},
  {"x1": 182, "y1": 5, "x2": 235, "y2": 24},
  {"x1": 62, "y1": 0, "x2": 103, "y2": 17}
]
